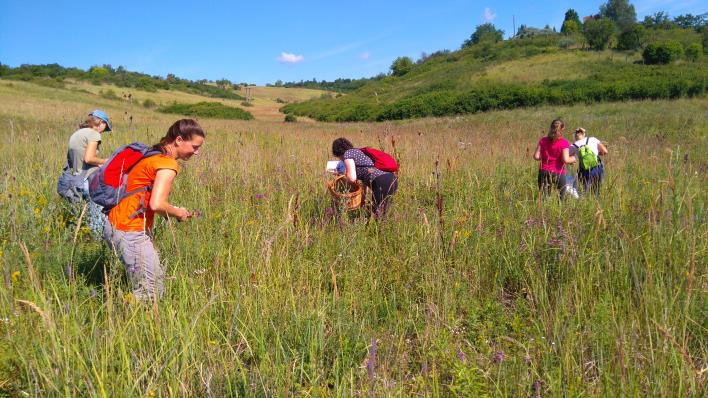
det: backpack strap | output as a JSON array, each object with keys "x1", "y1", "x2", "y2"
[{"x1": 124, "y1": 186, "x2": 153, "y2": 219}]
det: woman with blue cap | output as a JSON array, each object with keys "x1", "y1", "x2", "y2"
[{"x1": 62, "y1": 109, "x2": 113, "y2": 235}]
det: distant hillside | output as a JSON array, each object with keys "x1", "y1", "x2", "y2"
[
  {"x1": 0, "y1": 63, "x2": 245, "y2": 100},
  {"x1": 282, "y1": 28, "x2": 707, "y2": 122}
]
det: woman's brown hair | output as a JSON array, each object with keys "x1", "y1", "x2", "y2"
[
  {"x1": 153, "y1": 119, "x2": 206, "y2": 153},
  {"x1": 547, "y1": 118, "x2": 565, "y2": 140},
  {"x1": 78, "y1": 115, "x2": 104, "y2": 129}
]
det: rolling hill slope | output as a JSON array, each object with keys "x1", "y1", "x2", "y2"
[{"x1": 282, "y1": 31, "x2": 707, "y2": 122}]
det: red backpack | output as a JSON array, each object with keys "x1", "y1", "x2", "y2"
[
  {"x1": 88, "y1": 142, "x2": 162, "y2": 213},
  {"x1": 360, "y1": 147, "x2": 399, "y2": 173}
]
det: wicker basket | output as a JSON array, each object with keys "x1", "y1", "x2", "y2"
[{"x1": 327, "y1": 175, "x2": 363, "y2": 211}]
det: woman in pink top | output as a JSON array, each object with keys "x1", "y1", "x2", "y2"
[{"x1": 533, "y1": 119, "x2": 576, "y2": 198}]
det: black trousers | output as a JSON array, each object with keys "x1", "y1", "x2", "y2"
[{"x1": 370, "y1": 173, "x2": 398, "y2": 218}]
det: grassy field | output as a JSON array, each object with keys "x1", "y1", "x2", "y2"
[
  {"x1": 2, "y1": 79, "x2": 326, "y2": 123},
  {"x1": 0, "y1": 80, "x2": 706, "y2": 396}
]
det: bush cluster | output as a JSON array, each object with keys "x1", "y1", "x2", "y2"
[
  {"x1": 157, "y1": 102, "x2": 254, "y2": 120},
  {"x1": 282, "y1": 64, "x2": 706, "y2": 122},
  {"x1": 642, "y1": 41, "x2": 685, "y2": 64}
]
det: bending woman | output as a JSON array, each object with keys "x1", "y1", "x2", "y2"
[
  {"x1": 63, "y1": 109, "x2": 113, "y2": 234},
  {"x1": 332, "y1": 137, "x2": 398, "y2": 219},
  {"x1": 103, "y1": 119, "x2": 205, "y2": 302},
  {"x1": 533, "y1": 118, "x2": 576, "y2": 199}
]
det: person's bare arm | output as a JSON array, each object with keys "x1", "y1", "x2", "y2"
[
  {"x1": 83, "y1": 141, "x2": 105, "y2": 166},
  {"x1": 533, "y1": 145, "x2": 541, "y2": 161},
  {"x1": 149, "y1": 169, "x2": 190, "y2": 221},
  {"x1": 344, "y1": 158, "x2": 357, "y2": 182},
  {"x1": 598, "y1": 142, "x2": 608, "y2": 156},
  {"x1": 561, "y1": 148, "x2": 576, "y2": 164}
]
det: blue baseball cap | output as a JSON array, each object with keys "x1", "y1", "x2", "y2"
[{"x1": 89, "y1": 109, "x2": 112, "y2": 132}]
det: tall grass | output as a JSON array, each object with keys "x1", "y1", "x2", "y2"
[{"x1": 0, "y1": 82, "x2": 705, "y2": 396}]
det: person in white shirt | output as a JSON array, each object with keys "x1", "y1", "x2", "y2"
[{"x1": 573, "y1": 128, "x2": 608, "y2": 195}]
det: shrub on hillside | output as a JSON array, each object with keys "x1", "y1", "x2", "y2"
[
  {"x1": 99, "y1": 89, "x2": 120, "y2": 100},
  {"x1": 284, "y1": 114, "x2": 297, "y2": 123},
  {"x1": 617, "y1": 24, "x2": 647, "y2": 50},
  {"x1": 462, "y1": 23, "x2": 504, "y2": 47},
  {"x1": 643, "y1": 41, "x2": 684, "y2": 64},
  {"x1": 142, "y1": 99, "x2": 156, "y2": 108},
  {"x1": 241, "y1": 101, "x2": 254, "y2": 107},
  {"x1": 685, "y1": 43, "x2": 703, "y2": 61},
  {"x1": 390, "y1": 57, "x2": 414, "y2": 77},
  {"x1": 158, "y1": 101, "x2": 254, "y2": 120},
  {"x1": 583, "y1": 18, "x2": 616, "y2": 50}
]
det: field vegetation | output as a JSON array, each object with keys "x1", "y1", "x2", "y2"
[{"x1": 0, "y1": 78, "x2": 705, "y2": 396}]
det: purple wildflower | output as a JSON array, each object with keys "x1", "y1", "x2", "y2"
[
  {"x1": 456, "y1": 348, "x2": 466, "y2": 363},
  {"x1": 63, "y1": 303, "x2": 70, "y2": 314},
  {"x1": 253, "y1": 193, "x2": 266, "y2": 200},
  {"x1": 90, "y1": 288, "x2": 97, "y2": 299},
  {"x1": 325, "y1": 207, "x2": 334, "y2": 217},
  {"x1": 64, "y1": 265, "x2": 73, "y2": 278},
  {"x1": 367, "y1": 338, "x2": 377, "y2": 382},
  {"x1": 492, "y1": 350, "x2": 505, "y2": 363}
]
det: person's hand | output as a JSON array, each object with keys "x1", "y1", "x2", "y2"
[{"x1": 172, "y1": 206, "x2": 191, "y2": 222}]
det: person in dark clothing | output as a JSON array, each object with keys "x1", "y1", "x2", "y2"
[{"x1": 331, "y1": 137, "x2": 398, "y2": 219}]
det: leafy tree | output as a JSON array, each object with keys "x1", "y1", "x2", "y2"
[
  {"x1": 274, "y1": 79, "x2": 283, "y2": 87},
  {"x1": 562, "y1": 20, "x2": 581, "y2": 34},
  {"x1": 673, "y1": 13, "x2": 708, "y2": 30},
  {"x1": 684, "y1": 43, "x2": 702, "y2": 61},
  {"x1": 583, "y1": 18, "x2": 616, "y2": 50},
  {"x1": 462, "y1": 23, "x2": 504, "y2": 47},
  {"x1": 89, "y1": 66, "x2": 109, "y2": 78},
  {"x1": 617, "y1": 24, "x2": 646, "y2": 50},
  {"x1": 643, "y1": 41, "x2": 684, "y2": 64},
  {"x1": 563, "y1": 9, "x2": 581, "y2": 27},
  {"x1": 390, "y1": 56, "x2": 414, "y2": 77},
  {"x1": 643, "y1": 12, "x2": 673, "y2": 29},
  {"x1": 215, "y1": 79, "x2": 231, "y2": 89},
  {"x1": 600, "y1": 0, "x2": 636, "y2": 30},
  {"x1": 561, "y1": 8, "x2": 582, "y2": 35}
]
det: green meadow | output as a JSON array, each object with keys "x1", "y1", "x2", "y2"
[{"x1": 0, "y1": 78, "x2": 705, "y2": 396}]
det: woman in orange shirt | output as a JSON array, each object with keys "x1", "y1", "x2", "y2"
[{"x1": 103, "y1": 119, "x2": 205, "y2": 302}]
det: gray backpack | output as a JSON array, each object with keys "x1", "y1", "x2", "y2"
[{"x1": 56, "y1": 156, "x2": 87, "y2": 204}]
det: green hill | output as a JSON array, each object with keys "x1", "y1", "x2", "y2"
[{"x1": 282, "y1": 30, "x2": 707, "y2": 122}]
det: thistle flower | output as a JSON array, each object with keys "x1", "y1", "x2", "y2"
[
  {"x1": 492, "y1": 350, "x2": 505, "y2": 363},
  {"x1": 456, "y1": 348, "x2": 466, "y2": 363},
  {"x1": 367, "y1": 338, "x2": 377, "y2": 382}
]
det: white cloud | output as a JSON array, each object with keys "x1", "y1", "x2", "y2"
[
  {"x1": 483, "y1": 7, "x2": 496, "y2": 23},
  {"x1": 359, "y1": 52, "x2": 370, "y2": 60},
  {"x1": 277, "y1": 52, "x2": 304, "y2": 64}
]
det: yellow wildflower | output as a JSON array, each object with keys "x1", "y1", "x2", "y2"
[{"x1": 11, "y1": 271, "x2": 20, "y2": 283}]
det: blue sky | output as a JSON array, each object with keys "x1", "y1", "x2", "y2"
[{"x1": 0, "y1": 0, "x2": 704, "y2": 85}]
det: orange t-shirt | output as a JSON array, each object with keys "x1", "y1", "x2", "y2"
[{"x1": 108, "y1": 155, "x2": 180, "y2": 232}]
